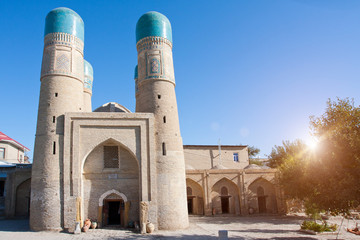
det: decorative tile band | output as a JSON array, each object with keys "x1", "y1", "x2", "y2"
[
  {"x1": 41, "y1": 32, "x2": 84, "y2": 81},
  {"x1": 44, "y1": 32, "x2": 84, "y2": 52},
  {"x1": 136, "y1": 36, "x2": 172, "y2": 53},
  {"x1": 84, "y1": 75, "x2": 93, "y2": 92}
]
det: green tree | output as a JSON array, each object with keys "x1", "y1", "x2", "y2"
[
  {"x1": 309, "y1": 98, "x2": 360, "y2": 212},
  {"x1": 248, "y1": 146, "x2": 260, "y2": 158},
  {"x1": 267, "y1": 139, "x2": 313, "y2": 200},
  {"x1": 271, "y1": 98, "x2": 360, "y2": 214},
  {"x1": 267, "y1": 139, "x2": 308, "y2": 168},
  {"x1": 248, "y1": 146, "x2": 263, "y2": 166}
]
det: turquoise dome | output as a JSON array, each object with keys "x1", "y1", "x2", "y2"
[
  {"x1": 136, "y1": 11, "x2": 172, "y2": 43},
  {"x1": 84, "y1": 60, "x2": 93, "y2": 77},
  {"x1": 134, "y1": 65, "x2": 138, "y2": 79},
  {"x1": 45, "y1": 7, "x2": 84, "y2": 42}
]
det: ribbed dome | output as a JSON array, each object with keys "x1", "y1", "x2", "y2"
[
  {"x1": 45, "y1": 7, "x2": 84, "y2": 41},
  {"x1": 136, "y1": 11, "x2": 172, "y2": 43}
]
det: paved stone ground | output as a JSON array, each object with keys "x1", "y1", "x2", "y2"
[{"x1": 0, "y1": 215, "x2": 359, "y2": 240}]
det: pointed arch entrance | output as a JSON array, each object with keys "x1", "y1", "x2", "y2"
[
  {"x1": 15, "y1": 178, "x2": 31, "y2": 217},
  {"x1": 98, "y1": 190, "x2": 129, "y2": 227},
  {"x1": 186, "y1": 178, "x2": 205, "y2": 215},
  {"x1": 82, "y1": 139, "x2": 139, "y2": 228},
  {"x1": 211, "y1": 178, "x2": 240, "y2": 215},
  {"x1": 248, "y1": 178, "x2": 278, "y2": 214}
]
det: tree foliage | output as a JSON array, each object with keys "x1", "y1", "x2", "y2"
[
  {"x1": 268, "y1": 139, "x2": 307, "y2": 168},
  {"x1": 272, "y1": 98, "x2": 360, "y2": 214},
  {"x1": 309, "y1": 98, "x2": 360, "y2": 213},
  {"x1": 248, "y1": 145, "x2": 260, "y2": 158}
]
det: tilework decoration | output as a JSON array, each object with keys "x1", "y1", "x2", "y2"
[
  {"x1": 44, "y1": 32, "x2": 84, "y2": 52},
  {"x1": 150, "y1": 58, "x2": 160, "y2": 74},
  {"x1": 136, "y1": 36, "x2": 172, "y2": 53},
  {"x1": 146, "y1": 51, "x2": 162, "y2": 77},
  {"x1": 56, "y1": 53, "x2": 70, "y2": 72},
  {"x1": 41, "y1": 32, "x2": 84, "y2": 81},
  {"x1": 84, "y1": 77, "x2": 93, "y2": 91}
]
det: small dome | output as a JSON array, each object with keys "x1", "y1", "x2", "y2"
[
  {"x1": 45, "y1": 7, "x2": 84, "y2": 41},
  {"x1": 134, "y1": 65, "x2": 138, "y2": 79},
  {"x1": 136, "y1": 11, "x2": 172, "y2": 43},
  {"x1": 244, "y1": 164, "x2": 262, "y2": 170},
  {"x1": 94, "y1": 102, "x2": 131, "y2": 113}
]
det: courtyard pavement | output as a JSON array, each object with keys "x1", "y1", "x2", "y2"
[{"x1": 0, "y1": 215, "x2": 359, "y2": 239}]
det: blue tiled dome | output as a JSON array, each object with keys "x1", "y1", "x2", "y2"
[
  {"x1": 45, "y1": 7, "x2": 84, "y2": 42},
  {"x1": 136, "y1": 11, "x2": 172, "y2": 43}
]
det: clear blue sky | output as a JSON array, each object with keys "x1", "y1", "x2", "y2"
[{"x1": 1, "y1": 0, "x2": 360, "y2": 160}]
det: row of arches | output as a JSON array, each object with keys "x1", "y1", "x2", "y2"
[{"x1": 186, "y1": 177, "x2": 278, "y2": 215}]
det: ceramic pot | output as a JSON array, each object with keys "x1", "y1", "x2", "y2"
[
  {"x1": 146, "y1": 222, "x2": 155, "y2": 233},
  {"x1": 248, "y1": 207, "x2": 254, "y2": 214},
  {"x1": 91, "y1": 221, "x2": 97, "y2": 229},
  {"x1": 82, "y1": 225, "x2": 89, "y2": 232}
]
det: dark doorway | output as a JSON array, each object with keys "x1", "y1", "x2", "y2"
[
  {"x1": 108, "y1": 201, "x2": 121, "y2": 225},
  {"x1": 257, "y1": 186, "x2": 266, "y2": 213},
  {"x1": 258, "y1": 196, "x2": 266, "y2": 213},
  {"x1": 221, "y1": 197, "x2": 229, "y2": 213},
  {"x1": 187, "y1": 198, "x2": 193, "y2": 214}
]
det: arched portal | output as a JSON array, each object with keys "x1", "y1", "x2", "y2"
[
  {"x1": 248, "y1": 178, "x2": 277, "y2": 214},
  {"x1": 99, "y1": 190, "x2": 128, "y2": 227},
  {"x1": 15, "y1": 178, "x2": 31, "y2": 217},
  {"x1": 82, "y1": 139, "x2": 139, "y2": 228},
  {"x1": 186, "y1": 178, "x2": 205, "y2": 215},
  {"x1": 211, "y1": 178, "x2": 240, "y2": 215}
]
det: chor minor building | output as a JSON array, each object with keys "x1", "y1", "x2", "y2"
[{"x1": 12, "y1": 7, "x2": 286, "y2": 232}]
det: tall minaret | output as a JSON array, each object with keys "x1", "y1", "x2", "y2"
[
  {"x1": 30, "y1": 7, "x2": 85, "y2": 231},
  {"x1": 135, "y1": 12, "x2": 189, "y2": 229},
  {"x1": 83, "y1": 60, "x2": 93, "y2": 112}
]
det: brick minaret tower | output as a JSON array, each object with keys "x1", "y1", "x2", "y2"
[
  {"x1": 30, "y1": 7, "x2": 85, "y2": 231},
  {"x1": 135, "y1": 11, "x2": 189, "y2": 229}
]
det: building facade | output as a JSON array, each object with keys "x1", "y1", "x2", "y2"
[
  {"x1": 28, "y1": 7, "x2": 285, "y2": 233},
  {"x1": 184, "y1": 145, "x2": 284, "y2": 216},
  {"x1": 0, "y1": 132, "x2": 31, "y2": 218}
]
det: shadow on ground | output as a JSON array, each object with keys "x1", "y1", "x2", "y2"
[
  {"x1": 191, "y1": 215, "x2": 308, "y2": 225},
  {"x1": 0, "y1": 219, "x2": 31, "y2": 232},
  {"x1": 107, "y1": 236, "x2": 318, "y2": 240}
]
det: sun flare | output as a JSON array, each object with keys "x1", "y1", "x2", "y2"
[{"x1": 306, "y1": 137, "x2": 318, "y2": 150}]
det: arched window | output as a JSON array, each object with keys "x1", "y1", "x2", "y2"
[
  {"x1": 104, "y1": 146, "x2": 119, "y2": 168},
  {"x1": 187, "y1": 187, "x2": 192, "y2": 196},
  {"x1": 221, "y1": 186, "x2": 228, "y2": 196},
  {"x1": 257, "y1": 186, "x2": 265, "y2": 196}
]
